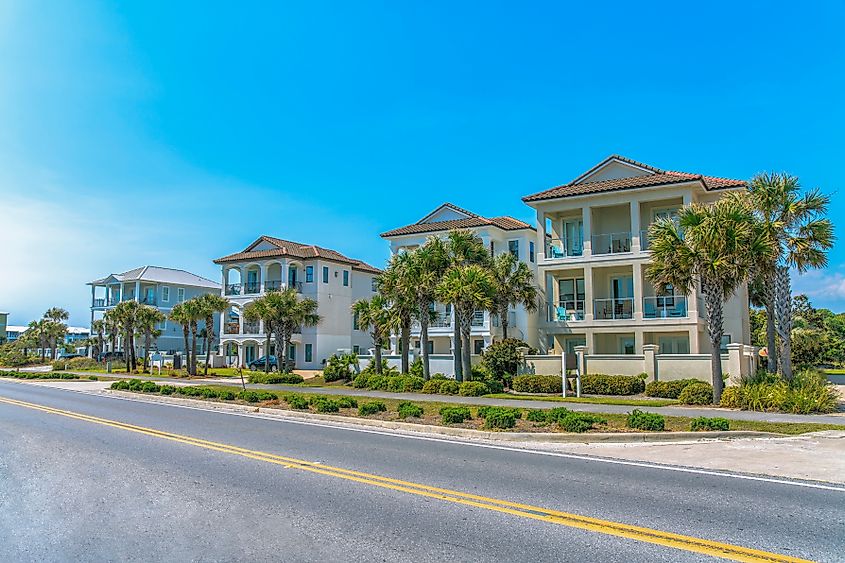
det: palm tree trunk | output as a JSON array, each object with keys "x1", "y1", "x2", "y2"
[
  {"x1": 460, "y1": 315, "x2": 472, "y2": 381},
  {"x1": 204, "y1": 315, "x2": 213, "y2": 376},
  {"x1": 500, "y1": 304, "x2": 509, "y2": 341},
  {"x1": 275, "y1": 330, "x2": 286, "y2": 373},
  {"x1": 400, "y1": 318, "x2": 410, "y2": 374},
  {"x1": 374, "y1": 333, "x2": 383, "y2": 376},
  {"x1": 703, "y1": 281, "x2": 725, "y2": 404},
  {"x1": 264, "y1": 329, "x2": 272, "y2": 372},
  {"x1": 765, "y1": 301, "x2": 777, "y2": 374},
  {"x1": 144, "y1": 333, "x2": 151, "y2": 372},
  {"x1": 182, "y1": 326, "x2": 190, "y2": 371},
  {"x1": 190, "y1": 324, "x2": 198, "y2": 376},
  {"x1": 453, "y1": 310, "x2": 463, "y2": 381},
  {"x1": 420, "y1": 315, "x2": 431, "y2": 381},
  {"x1": 775, "y1": 265, "x2": 793, "y2": 379},
  {"x1": 125, "y1": 328, "x2": 132, "y2": 372}
]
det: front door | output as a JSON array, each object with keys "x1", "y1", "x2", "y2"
[{"x1": 145, "y1": 287, "x2": 155, "y2": 304}]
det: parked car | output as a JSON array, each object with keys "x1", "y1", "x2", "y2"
[
  {"x1": 247, "y1": 355, "x2": 278, "y2": 371},
  {"x1": 97, "y1": 351, "x2": 125, "y2": 362}
]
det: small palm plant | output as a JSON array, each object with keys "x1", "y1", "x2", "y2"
[
  {"x1": 168, "y1": 302, "x2": 192, "y2": 371},
  {"x1": 352, "y1": 296, "x2": 392, "y2": 375},
  {"x1": 647, "y1": 195, "x2": 770, "y2": 403},
  {"x1": 135, "y1": 305, "x2": 165, "y2": 372},
  {"x1": 197, "y1": 294, "x2": 231, "y2": 375},
  {"x1": 488, "y1": 252, "x2": 537, "y2": 340},
  {"x1": 244, "y1": 289, "x2": 320, "y2": 373},
  {"x1": 112, "y1": 300, "x2": 141, "y2": 372}
]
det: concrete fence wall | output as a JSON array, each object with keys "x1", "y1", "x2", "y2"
[{"x1": 357, "y1": 354, "x2": 480, "y2": 378}]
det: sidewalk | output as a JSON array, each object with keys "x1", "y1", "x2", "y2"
[{"x1": 67, "y1": 370, "x2": 845, "y2": 425}]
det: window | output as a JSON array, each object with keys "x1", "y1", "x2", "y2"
[
  {"x1": 529, "y1": 241, "x2": 535, "y2": 263},
  {"x1": 371, "y1": 277, "x2": 378, "y2": 292},
  {"x1": 288, "y1": 344, "x2": 296, "y2": 361},
  {"x1": 473, "y1": 340, "x2": 484, "y2": 354},
  {"x1": 353, "y1": 345, "x2": 360, "y2": 354},
  {"x1": 508, "y1": 240, "x2": 519, "y2": 258},
  {"x1": 427, "y1": 340, "x2": 434, "y2": 354},
  {"x1": 305, "y1": 344, "x2": 313, "y2": 363},
  {"x1": 305, "y1": 266, "x2": 314, "y2": 283},
  {"x1": 720, "y1": 334, "x2": 732, "y2": 353},
  {"x1": 343, "y1": 270, "x2": 349, "y2": 286},
  {"x1": 353, "y1": 312, "x2": 360, "y2": 330},
  {"x1": 322, "y1": 266, "x2": 329, "y2": 283},
  {"x1": 177, "y1": 288, "x2": 185, "y2": 302},
  {"x1": 162, "y1": 287, "x2": 170, "y2": 303}
]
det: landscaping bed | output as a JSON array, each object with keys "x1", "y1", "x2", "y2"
[{"x1": 105, "y1": 380, "x2": 845, "y2": 436}]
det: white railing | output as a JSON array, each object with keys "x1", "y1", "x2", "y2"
[
  {"x1": 546, "y1": 239, "x2": 583, "y2": 259},
  {"x1": 548, "y1": 301, "x2": 585, "y2": 322},
  {"x1": 643, "y1": 296, "x2": 688, "y2": 319},
  {"x1": 591, "y1": 232, "x2": 632, "y2": 255},
  {"x1": 594, "y1": 298, "x2": 634, "y2": 320}
]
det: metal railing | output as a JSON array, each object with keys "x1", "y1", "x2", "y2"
[
  {"x1": 548, "y1": 300, "x2": 585, "y2": 322},
  {"x1": 643, "y1": 296, "x2": 688, "y2": 318},
  {"x1": 225, "y1": 283, "x2": 242, "y2": 296},
  {"x1": 264, "y1": 280, "x2": 283, "y2": 292},
  {"x1": 546, "y1": 239, "x2": 583, "y2": 259},
  {"x1": 141, "y1": 297, "x2": 156, "y2": 306},
  {"x1": 224, "y1": 322, "x2": 240, "y2": 335},
  {"x1": 593, "y1": 298, "x2": 634, "y2": 320},
  {"x1": 639, "y1": 229, "x2": 650, "y2": 251},
  {"x1": 93, "y1": 298, "x2": 105, "y2": 307},
  {"x1": 591, "y1": 232, "x2": 632, "y2": 255},
  {"x1": 243, "y1": 281, "x2": 261, "y2": 294},
  {"x1": 243, "y1": 321, "x2": 260, "y2": 334},
  {"x1": 412, "y1": 312, "x2": 452, "y2": 330}
]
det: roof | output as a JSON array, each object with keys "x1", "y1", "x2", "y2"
[
  {"x1": 381, "y1": 203, "x2": 534, "y2": 238},
  {"x1": 213, "y1": 237, "x2": 382, "y2": 274},
  {"x1": 7, "y1": 325, "x2": 28, "y2": 332},
  {"x1": 522, "y1": 155, "x2": 747, "y2": 203},
  {"x1": 89, "y1": 266, "x2": 221, "y2": 289}
]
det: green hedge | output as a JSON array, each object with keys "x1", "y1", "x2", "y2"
[
  {"x1": 397, "y1": 401, "x2": 424, "y2": 418},
  {"x1": 581, "y1": 374, "x2": 645, "y2": 395},
  {"x1": 51, "y1": 357, "x2": 100, "y2": 371},
  {"x1": 248, "y1": 372, "x2": 304, "y2": 384},
  {"x1": 483, "y1": 409, "x2": 517, "y2": 430},
  {"x1": 439, "y1": 406, "x2": 472, "y2": 425},
  {"x1": 284, "y1": 394, "x2": 310, "y2": 409},
  {"x1": 511, "y1": 374, "x2": 562, "y2": 394},
  {"x1": 3, "y1": 371, "x2": 79, "y2": 380},
  {"x1": 626, "y1": 409, "x2": 665, "y2": 431},
  {"x1": 690, "y1": 417, "x2": 730, "y2": 431},
  {"x1": 359, "y1": 401, "x2": 387, "y2": 416},
  {"x1": 459, "y1": 381, "x2": 488, "y2": 397},
  {"x1": 645, "y1": 379, "x2": 701, "y2": 399},
  {"x1": 678, "y1": 382, "x2": 713, "y2": 405}
]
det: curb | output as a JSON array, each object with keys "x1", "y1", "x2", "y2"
[{"x1": 104, "y1": 390, "x2": 781, "y2": 444}]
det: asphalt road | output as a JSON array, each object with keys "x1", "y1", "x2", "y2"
[{"x1": 0, "y1": 380, "x2": 843, "y2": 562}]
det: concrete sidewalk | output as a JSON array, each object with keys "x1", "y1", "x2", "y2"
[{"x1": 66, "y1": 370, "x2": 845, "y2": 425}]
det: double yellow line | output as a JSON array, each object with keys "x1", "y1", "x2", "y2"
[{"x1": 0, "y1": 394, "x2": 812, "y2": 563}]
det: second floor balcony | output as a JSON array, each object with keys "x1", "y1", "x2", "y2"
[
  {"x1": 594, "y1": 297, "x2": 634, "y2": 320},
  {"x1": 225, "y1": 280, "x2": 303, "y2": 296},
  {"x1": 591, "y1": 232, "x2": 632, "y2": 255},
  {"x1": 643, "y1": 296, "x2": 688, "y2": 319},
  {"x1": 548, "y1": 300, "x2": 586, "y2": 322}
]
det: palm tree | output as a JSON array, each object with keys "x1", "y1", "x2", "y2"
[
  {"x1": 404, "y1": 239, "x2": 449, "y2": 379},
  {"x1": 647, "y1": 195, "x2": 770, "y2": 403},
  {"x1": 352, "y1": 296, "x2": 391, "y2": 375},
  {"x1": 183, "y1": 298, "x2": 206, "y2": 376},
  {"x1": 112, "y1": 301, "x2": 141, "y2": 372},
  {"x1": 27, "y1": 319, "x2": 48, "y2": 362},
  {"x1": 44, "y1": 307, "x2": 69, "y2": 359},
  {"x1": 169, "y1": 303, "x2": 192, "y2": 372},
  {"x1": 377, "y1": 254, "x2": 415, "y2": 373},
  {"x1": 91, "y1": 319, "x2": 106, "y2": 359},
  {"x1": 136, "y1": 305, "x2": 165, "y2": 372},
  {"x1": 103, "y1": 310, "x2": 120, "y2": 357},
  {"x1": 45, "y1": 321, "x2": 68, "y2": 360},
  {"x1": 243, "y1": 299, "x2": 274, "y2": 372},
  {"x1": 197, "y1": 293, "x2": 231, "y2": 376},
  {"x1": 443, "y1": 230, "x2": 490, "y2": 380},
  {"x1": 436, "y1": 264, "x2": 496, "y2": 380},
  {"x1": 488, "y1": 252, "x2": 538, "y2": 340},
  {"x1": 244, "y1": 289, "x2": 320, "y2": 373},
  {"x1": 747, "y1": 172, "x2": 834, "y2": 379}
]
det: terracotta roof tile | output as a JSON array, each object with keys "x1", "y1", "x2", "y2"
[
  {"x1": 380, "y1": 215, "x2": 533, "y2": 238},
  {"x1": 213, "y1": 236, "x2": 381, "y2": 274}
]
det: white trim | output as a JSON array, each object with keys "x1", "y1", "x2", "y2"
[{"x1": 161, "y1": 286, "x2": 170, "y2": 303}]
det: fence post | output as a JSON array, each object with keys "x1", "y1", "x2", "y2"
[{"x1": 642, "y1": 344, "x2": 659, "y2": 382}]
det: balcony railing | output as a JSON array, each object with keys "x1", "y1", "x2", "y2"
[
  {"x1": 141, "y1": 297, "x2": 157, "y2": 306},
  {"x1": 546, "y1": 239, "x2": 583, "y2": 259},
  {"x1": 412, "y1": 312, "x2": 452, "y2": 330},
  {"x1": 224, "y1": 322, "x2": 240, "y2": 335},
  {"x1": 225, "y1": 283, "x2": 242, "y2": 296},
  {"x1": 471, "y1": 311, "x2": 485, "y2": 327},
  {"x1": 93, "y1": 299, "x2": 105, "y2": 307},
  {"x1": 243, "y1": 321, "x2": 260, "y2": 334},
  {"x1": 264, "y1": 280, "x2": 283, "y2": 292},
  {"x1": 591, "y1": 232, "x2": 632, "y2": 255},
  {"x1": 643, "y1": 296, "x2": 688, "y2": 319},
  {"x1": 243, "y1": 281, "x2": 261, "y2": 294},
  {"x1": 548, "y1": 300, "x2": 585, "y2": 322},
  {"x1": 594, "y1": 298, "x2": 634, "y2": 320},
  {"x1": 639, "y1": 229, "x2": 650, "y2": 251}
]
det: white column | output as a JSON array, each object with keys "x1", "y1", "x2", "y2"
[
  {"x1": 630, "y1": 200, "x2": 641, "y2": 253},
  {"x1": 237, "y1": 344, "x2": 244, "y2": 368},
  {"x1": 537, "y1": 211, "x2": 547, "y2": 261},
  {"x1": 689, "y1": 327, "x2": 700, "y2": 354},
  {"x1": 581, "y1": 206, "x2": 592, "y2": 257},
  {"x1": 260, "y1": 262, "x2": 268, "y2": 292},
  {"x1": 134, "y1": 281, "x2": 141, "y2": 302},
  {"x1": 583, "y1": 265, "x2": 594, "y2": 321},
  {"x1": 632, "y1": 262, "x2": 643, "y2": 321}
]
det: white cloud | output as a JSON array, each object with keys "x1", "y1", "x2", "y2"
[{"x1": 792, "y1": 269, "x2": 845, "y2": 308}]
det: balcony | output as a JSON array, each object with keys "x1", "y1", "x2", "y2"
[
  {"x1": 594, "y1": 298, "x2": 634, "y2": 320},
  {"x1": 243, "y1": 321, "x2": 260, "y2": 334},
  {"x1": 92, "y1": 298, "x2": 119, "y2": 308},
  {"x1": 224, "y1": 322, "x2": 240, "y2": 335},
  {"x1": 243, "y1": 281, "x2": 261, "y2": 295},
  {"x1": 639, "y1": 229, "x2": 650, "y2": 251},
  {"x1": 548, "y1": 300, "x2": 585, "y2": 322},
  {"x1": 643, "y1": 296, "x2": 688, "y2": 319},
  {"x1": 225, "y1": 283, "x2": 242, "y2": 296},
  {"x1": 546, "y1": 239, "x2": 583, "y2": 259},
  {"x1": 264, "y1": 280, "x2": 283, "y2": 292},
  {"x1": 591, "y1": 232, "x2": 632, "y2": 255},
  {"x1": 471, "y1": 311, "x2": 485, "y2": 327},
  {"x1": 140, "y1": 297, "x2": 156, "y2": 306}
]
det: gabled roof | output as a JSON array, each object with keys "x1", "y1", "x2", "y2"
[
  {"x1": 381, "y1": 203, "x2": 534, "y2": 238},
  {"x1": 89, "y1": 266, "x2": 220, "y2": 289},
  {"x1": 213, "y1": 236, "x2": 382, "y2": 274},
  {"x1": 522, "y1": 155, "x2": 746, "y2": 203}
]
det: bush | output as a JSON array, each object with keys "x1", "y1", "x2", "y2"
[
  {"x1": 626, "y1": 409, "x2": 665, "y2": 431},
  {"x1": 544, "y1": 407, "x2": 573, "y2": 424},
  {"x1": 731, "y1": 369, "x2": 838, "y2": 414},
  {"x1": 439, "y1": 406, "x2": 472, "y2": 425},
  {"x1": 477, "y1": 405, "x2": 522, "y2": 419},
  {"x1": 483, "y1": 409, "x2": 517, "y2": 430},
  {"x1": 359, "y1": 359, "x2": 400, "y2": 378},
  {"x1": 385, "y1": 375, "x2": 424, "y2": 393},
  {"x1": 511, "y1": 374, "x2": 562, "y2": 394},
  {"x1": 248, "y1": 372, "x2": 304, "y2": 384},
  {"x1": 421, "y1": 379, "x2": 444, "y2": 394},
  {"x1": 336, "y1": 396, "x2": 358, "y2": 409},
  {"x1": 358, "y1": 401, "x2": 387, "y2": 416},
  {"x1": 645, "y1": 379, "x2": 701, "y2": 399},
  {"x1": 238, "y1": 390, "x2": 277, "y2": 403},
  {"x1": 558, "y1": 412, "x2": 606, "y2": 433},
  {"x1": 431, "y1": 373, "x2": 448, "y2": 380},
  {"x1": 216, "y1": 390, "x2": 237, "y2": 400},
  {"x1": 481, "y1": 339, "x2": 534, "y2": 384},
  {"x1": 526, "y1": 409, "x2": 548, "y2": 423},
  {"x1": 438, "y1": 380, "x2": 460, "y2": 395},
  {"x1": 3, "y1": 371, "x2": 80, "y2": 381},
  {"x1": 159, "y1": 385, "x2": 177, "y2": 395},
  {"x1": 310, "y1": 397, "x2": 340, "y2": 412},
  {"x1": 408, "y1": 358, "x2": 424, "y2": 378},
  {"x1": 397, "y1": 401, "x2": 424, "y2": 418},
  {"x1": 52, "y1": 357, "x2": 100, "y2": 371},
  {"x1": 581, "y1": 374, "x2": 645, "y2": 395},
  {"x1": 484, "y1": 380, "x2": 504, "y2": 394},
  {"x1": 459, "y1": 381, "x2": 489, "y2": 397},
  {"x1": 690, "y1": 417, "x2": 730, "y2": 431},
  {"x1": 352, "y1": 373, "x2": 371, "y2": 388},
  {"x1": 284, "y1": 394, "x2": 310, "y2": 409},
  {"x1": 678, "y1": 382, "x2": 714, "y2": 405},
  {"x1": 719, "y1": 386, "x2": 741, "y2": 408},
  {"x1": 88, "y1": 375, "x2": 98, "y2": 381},
  {"x1": 365, "y1": 375, "x2": 388, "y2": 390},
  {"x1": 110, "y1": 380, "x2": 130, "y2": 390},
  {"x1": 323, "y1": 352, "x2": 359, "y2": 382}
]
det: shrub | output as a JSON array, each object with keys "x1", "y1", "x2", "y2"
[
  {"x1": 678, "y1": 382, "x2": 714, "y2": 405},
  {"x1": 626, "y1": 409, "x2": 665, "y2": 431},
  {"x1": 88, "y1": 375, "x2": 98, "y2": 381},
  {"x1": 352, "y1": 373, "x2": 371, "y2": 388},
  {"x1": 431, "y1": 373, "x2": 448, "y2": 380},
  {"x1": 336, "y1": 396, "x2": 358, "y2": 409},
  {"x1": 484, "y1": 380, "x2": 504, "y2": 394},
  {"x1": 359, "y1": 359, "x2": 400, "y2": 377},
  {"x1": 581, "y1": 374, "x2": 645, "y2": 395},
  {"x1": 159, "y1": 385, "x2": 177, "y2": 395},
  {"x1": 776, "y1": 370, "x2": 838, "y2": 414},
  {"x1": 397, "y1": 401, "x2": 423, "y2": 418},
  {"x1": 719, "y1": 386, "x2": 741, "y2": 408},
  {"x1": 365, "y1": 375, "x2": 388, "y2": 391},
  {"x1": 439, "y1": 406, "x2": 472, "y2": 424},
  {"x1": 511, "y1": 374, "x2": 562, "y2": 394},
  {"x1": 310, "y1": 397, "x2": 341, "y2": 412},
  {"x1": 248, "y1": 372, "x2": 304, "y2": 384},
  {"x1": 358, "y1": 401, "x2": 387, "y2": 416},
  {"x1": 408, "y1": 358, "x2": 424, "y2": 378},
  {"x1": 110, "y1": 380, "x2": 130, "y2": 390},
  {"x1": 645, "y1": 379, "x2": 701, "y2": 399},
  {"x1": 384, "y1": 375, "x2": 424, "y2": 393},
  {"x1": 558, "y1": 412, "x2": 606, "y2": 433},
  {"x1": 178, "y1": 386, "x2": 204, "y2": 397},
  {"x1": 481, "y1": 338, "x2": 534, "y2": 384},
  {"x1": 438, "y1": 380, "x2": 460, "y2": 395},
  {"x1": 459, "y1": 381, "x2": 489, "y2": 397},
  {"x1": 52, "y1": 357, "x2": 100, "y2": 371},
  {"x1": 421, "y1": 379, "x2": 443, "y2": 394},
  {"x1": 477, "y1": 405, "x2": 522, "y2": 419},
  {"x1": 690, "y1": 417, "x2": 730, "y2": 431},
  {"x1": 216, "y1": 390, "x2": 237, "y2": 400},
  {"x1": 322, "y1": 352, "x2": 359, "y2": 382},
  {"x1": 238, "y1": 390, "x2": 277, "y2": 403},
  {"x1": 544, "y1": 407, "x2": 573, "y2": 424},
  {"x1": 139, "y1": 381, "x2": 160, "y2": 393},
  {"x1": 284, "y1": 394, "x2": 310, "y2": 409},
  {"x1": 526, "y1": 409, "x2": 548, "y2": 423},
  {"x1": 483, "y1": 409, "x2": 517, "y2": 430}
]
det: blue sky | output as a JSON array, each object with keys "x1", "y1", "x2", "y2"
[{"x1": 2, "y1": 1, "x2": 844, "y2": 326}]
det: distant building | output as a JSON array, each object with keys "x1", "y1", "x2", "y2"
[
  {"x1": 88, "y1": 266, "x2": 221, "y2": 354},
  {"x1": 0, "y1": 312, "x2": 7, "y2": 345},
  {"x1": 6, "y1": 325, "x2": 27, "y2": 343}
]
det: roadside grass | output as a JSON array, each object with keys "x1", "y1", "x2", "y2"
[
  {"x1": 108, "y1": 382, "x2": 845, "y2": 436},
  {"x1": 823, "y1": 368, "x2": 845, "y2": 375},
  {"x1": 483, "y1": 393, "x2": 679, "y2": 407}
]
